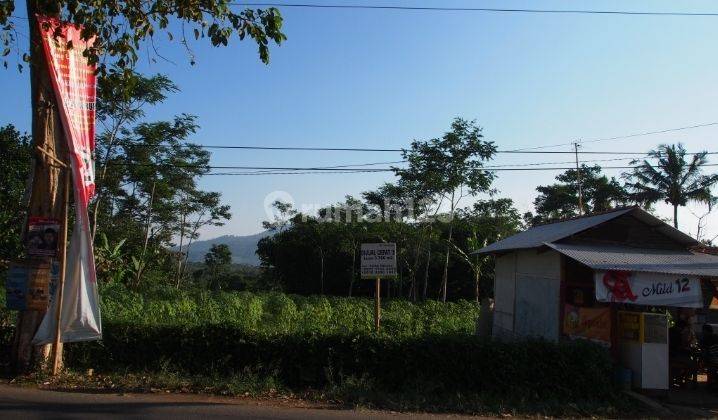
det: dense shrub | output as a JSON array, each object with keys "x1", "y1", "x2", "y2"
[
  {"x1": 65, "y1": 323, "x2": 613, "y2": 402},
  {"x1": 1, "y1": 284, "x2": 614, "y2": 405},
  {"x1": 98, "y1": 283, "x2": 479, "y2": 337}
]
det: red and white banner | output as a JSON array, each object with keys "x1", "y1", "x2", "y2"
[
  {"x1": 33, "y1": 16, "x2": 101, "y2": 344},
  {"x1": 595, "y1": 270, "x2": 703, "y2": 308}
]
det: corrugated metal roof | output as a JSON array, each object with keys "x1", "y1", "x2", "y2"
[
  {"x1": 476, "y1": 208, "x2": 634, "y2": 254},
  {"x1": 475, "y1": 207, "x2": 699, "y2": 254},
  {"x1": 546, "y1": 242, "x2": 718, "y2": 277}
]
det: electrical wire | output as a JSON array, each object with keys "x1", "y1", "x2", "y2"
[
  {"x1": 504, "y1": 122, "x2": 718, "y2": 152},
  {"x1": 232, "y1": 3, "x2": 718, "y2": 17}
]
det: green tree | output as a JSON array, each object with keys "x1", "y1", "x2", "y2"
[
  {"x1": 204, "y1": 244, "x2": 232, "y2": 291},
  {"x1": 2, "y1": 1, "x2": 285, "y2": 72},
  {"x1": 92, "y1": 70, "x2": 178, "y2": 239},
  {"x1": 452, "y1": 199, "x2": 523, "y2": 302},
  {"x1": 97, "y1": 109, "x2": 231, "y2": 287},
  {"x1": 262, "y1": 200, "x2": 297, "y2": 233},
  {"x1": 0, "y1": 124, "x2": 31, "y2": 268},
  {"x1": 395, "y1": 118, "x2": 497, "y2": 302},
  {"x1": 624, "y1": 144, "x2": 718, "y2": 228},
  {"x1": 530, "y1": 165, "x2": 628, "y2": 225}
]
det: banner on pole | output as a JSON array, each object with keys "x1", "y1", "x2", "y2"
[
  {"x1": 33, "y1": 16, "x2": 101, "y2": 344},
  {"x1": 595, "y1": 270, "x2": 703, "y2": 308}
]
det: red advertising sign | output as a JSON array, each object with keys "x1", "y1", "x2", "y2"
[
  {"x1": 33, "y1": 16, "x2": 102, "y2": 344},
  {"x1": 37, "y1": 16, "x2": 96, "y2": 208}
]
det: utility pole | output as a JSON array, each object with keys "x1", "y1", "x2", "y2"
[
  {"x1": 574, "y1": 142, "x2": 584, "y2": 216},
  {"x1": 12, "y1": 2, "x2": 67, "y2": 373}
]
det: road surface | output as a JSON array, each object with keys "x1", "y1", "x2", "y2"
[{"x1": 0, "y1": 384, "x2": 476, "y2": 419}]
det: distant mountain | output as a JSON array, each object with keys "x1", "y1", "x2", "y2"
[{"x1": 184, "y1": 231, "x2": 272, "y2": 266}]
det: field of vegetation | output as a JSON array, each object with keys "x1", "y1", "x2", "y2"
[
  {"x1": 99, "y1": 283, "x2": 480, "y2": 336},
  {"x1": 0, "y1": 285, "x2": 627, "y2": 416}
]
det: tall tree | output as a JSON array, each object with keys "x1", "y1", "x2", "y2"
[
  {"x1": 0, "y1": 125, "x2": 31, "y2": 269},
  {"x1": 93, "y1": 70, "x2": 178, "y2": 239},
  {"x1": 624, "y1": 144, "x2": 718, "y2": 228},
  {"x1": 205, "y1": 244, "x2": 232, "y2": 291},
  {"x1": 530, "y1": 165, "x2": 627, "y2": 225},
  {"x1": 395, "y1": 118, "x2": 496, "y2": 302}
]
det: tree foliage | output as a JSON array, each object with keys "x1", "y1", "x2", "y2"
[
  {"x1": 528, "y1": 165, "x2": 628, "y2": 225},
  {"x1": 256, "y1": 197, "x2": 523, "y2": 301},
  {"x1": 205, "y1": 243, "x2": 232, "y2": 290},
  {"x1": 2, "y1": 0, "x2": 285, "y2": 72},
  {"x1": 92, "y1": 71, "x2": 230, "y2": 287},
  {"x1": 0, "y1": 124, "x2": 31, "y2": 268},
  {"x1": 394, "y1": 118, "x2": 497, "y2": 302},
  {"x1": 624, "y1": 144, "x2": 718, "y2": 228}
]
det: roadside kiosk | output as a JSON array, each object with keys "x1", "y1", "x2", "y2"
[{"x1": 475, "y1": 207, "x2": 718, "y2": 391}]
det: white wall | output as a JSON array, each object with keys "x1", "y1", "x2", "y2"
[
  {"x1": 493, "y1": 253, "x2": 516, "y2": 339},
  {"x1": 492, "y1": 249, "x2": 562, "y2": 341}
]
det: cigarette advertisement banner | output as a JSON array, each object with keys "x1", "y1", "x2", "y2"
[
  {"x1": 595, "y1": 270, "x2": 702, "y2": 308},
  {"x1": 563, "y1": 304, "x2": 611, "y2": 344},
  {"x1": 33, "y1": 16, "x2": 101, "y2": 344}
]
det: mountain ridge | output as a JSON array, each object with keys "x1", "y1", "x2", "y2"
[{"x1": 183, "y1": 231, "x2": 271, "y2": 265}]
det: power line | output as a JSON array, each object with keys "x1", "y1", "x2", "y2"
[
  {"x1": 200, "y1": 163, "x2": 718, "y2": 176},
  {"x1": 233, "y1": 3, "x2": 718, "y2": 17},
  {"x1": 120, "y1": 143, "x2": 716, "y2": 155},
  {"x1": 505, "y1": 121, "x2": 718, "y2": 152}
]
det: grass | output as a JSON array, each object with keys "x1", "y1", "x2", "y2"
[{"x1": 1, "y1": 284, "x2": 636, "y2": 417}]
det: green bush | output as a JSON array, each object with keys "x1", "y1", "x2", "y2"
[
  {"x1": 64, "y1": 323, "x2": 613, "y2": 402},
  {"x1": 97, "y1": 283, "x2": 480, "y2": 337},
  {"x1": 1, "y1": 284, "x2": 614, "y2": 407}
]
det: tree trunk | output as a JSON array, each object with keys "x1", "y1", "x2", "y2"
[
  {"x1": 90, "y1": 126, "x2": 121, "y2": 241},
  {"x1": 134, "y1": 180, "x2": 156, "y2": 287},
  {"x1": 348, "y1": 245, "x2": 356, "y2": 297},
  {"x1": 179, "y1": 212, "x2": 206, "y2": 284},
  {"x1": 440, "y1": 201, "x2": 455, "y2": 303},
  {"x1": 175, "y1": 212, "x2": 187, "y2": 288},
  {"x1": 474, "y1": 265, "x2": 480, "y2": 304},
  {"x1": 673, "y1": 204, "x2": 679, "y2": 229},
  {"x1": 422, "y1": 246, "x2": 431, "y2": 301},
  {"x1": 409, "y1": 239, "x2": 421, "y2": 302},
  {"x1": 12, "y1": 3, "x2": 67, "y2": 373},
  {"x1": 319, "y1": 248, "x2": 325, "y2": 294}
]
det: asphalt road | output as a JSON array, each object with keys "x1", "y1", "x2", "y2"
[{"x1": 0, "y1": 384, "x2": 474, "y2": 419}]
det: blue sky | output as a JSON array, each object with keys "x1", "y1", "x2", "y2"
[{"x1": 3, "y1": 0, "x2": 718, "y2": 240}]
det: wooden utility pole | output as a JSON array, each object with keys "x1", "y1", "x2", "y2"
[
  {"x1": 12, "y1": 1, "x2": 67, "y2": 372},
  {"x1": 51, "y1": 172, "x2": 70, "y2": 375},
  {"x1": 574, "y1": 142, "x2": 585, "y2": 215},
  {"x1": 375, "y1": 277, "x2": 381, "y2": 331}
]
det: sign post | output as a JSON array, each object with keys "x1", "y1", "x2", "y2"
[{"x1": 361, "y1": 243, "x2": 397, "y2": 332}]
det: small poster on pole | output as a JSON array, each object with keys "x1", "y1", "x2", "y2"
[
  {"x1": 26, "y1": 262, "x2": 51, "y2": 311},
  {"x1": 27, "y1": 217, "x2": 60, "y2": 257},
  {"x1": 4, "y1": 261, "x2": 51, "y2": 311},
  {"x1": 361, "y1": 243, "x2": 397, "y2": 278},
  {"x1": 5, "y1": 264, "x2": 28, "y2": 310}
]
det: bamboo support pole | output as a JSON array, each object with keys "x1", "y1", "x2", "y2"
[{"x1": 51, "y1": 168, "x2": 70, "y2": 375}]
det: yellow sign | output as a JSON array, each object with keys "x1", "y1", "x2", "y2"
[
  {"x1": 564, "y1": 304, "x2": 611, "y2": 344},
  {"x1": 618, "y1": 311, "x2": 641, "y2": 342}
]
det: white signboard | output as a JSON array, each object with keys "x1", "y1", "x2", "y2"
[
  {"x1": 361, "y1": 243, "x2": 397, "y2": 278},
  {"x1": 595, "y1": 270, "x2": 703, "y2": 308}
]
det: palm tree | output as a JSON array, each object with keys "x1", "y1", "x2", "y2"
[{"x1": 624, "y1": 144, "x2": 718, "y2": 228}]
